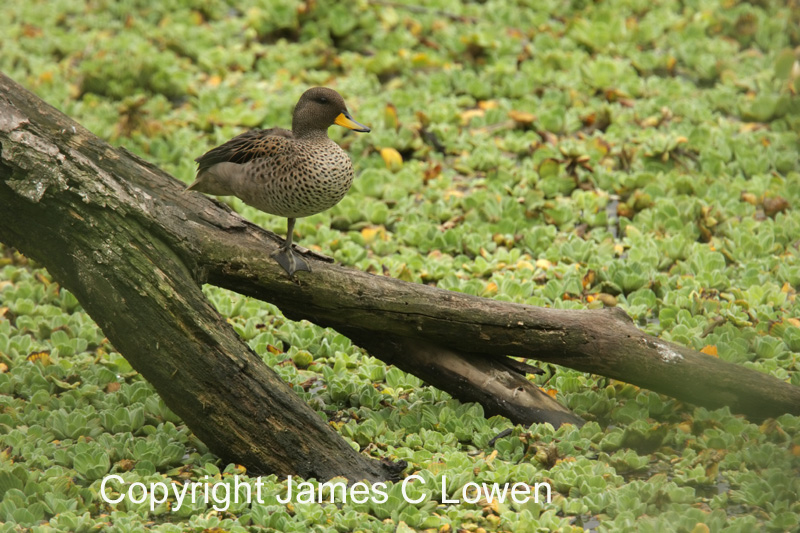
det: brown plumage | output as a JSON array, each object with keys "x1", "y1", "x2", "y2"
[{"x1": 187, "y1": 87, "x2": 370, "y2": 276}]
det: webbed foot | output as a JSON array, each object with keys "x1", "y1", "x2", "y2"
[{"x1": 271, "y1": 247, "x2": 312, "y2": 277}]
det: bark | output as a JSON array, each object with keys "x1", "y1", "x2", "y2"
[{"x1": 1, "y1": 72, "x2": 798, "y2": 482}]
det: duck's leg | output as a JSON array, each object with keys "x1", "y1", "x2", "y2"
[{"x1": 272, "y1": 217, "x2": 311, "y2": 276}]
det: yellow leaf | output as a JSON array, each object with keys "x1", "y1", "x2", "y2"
[
  {"x1": 596, "y1": 293, "x2": 618, "y2": 307},
  {"x1": 27, "y1": 351, "x2": 51, "y2": 366},
  {"x1": 460, "y1": 108, "x2": 485, "y2": 124},
  {"x1": 515, "y1": 260, "x2": 534, "y2": 271},
  {"x1": 478, "y1": 100, "x2": 499, "y2": 110},
  {"x1": 740, "y1": 191, "x2": 758, "y2": 205},
  {"x1": 640, "y1": 116, "x2": 660, "y2": 128},
  {"x1": 483, "y1": 498, "x2": 500, "y2": 514},
  {"x1": 483, "y1": 282, "x2": 498, "y2": 296},
  {"x1": 361, "y1": 226, "x2": 387, "y2": 244},
  {"x1": 380, "y1": 147, "x2": 403, "y2": 171},
  {"x1": 189, "y1": 10, "x2": 204, "y2": 25},
  {"x1": 535, "y1": 258, "x2": 552, "y2": 270},
  {"x1": 427, "y1": 461, "x2": 446, "y2": 475},
  {"x1": 384, "y1": 103, "x2": 399, "y2": 130},
  {"x1": 739, "y1": 122, "x2": 765, "y2": 133},
  {"x1": 540, "y1": 387, "x2": 558, "y2": 398},
  {"x1": 397, "y1": 264, "x2": 415, "y2": 282},
  {"x1": 411, "y1": 52, "x2": 431, "y2": 66},
  {"x1": 700, "y1": 345, "x2": 718, "y2": 357},
  {"x1": 509, "y1": 109, "x2": 536, "y2": 126},
  {"x1": 592, "y1": 137, "x2": 610, "y2": 155},
  {"x1": 624, "y1": 225, "x2": 642, "y2": 238}
]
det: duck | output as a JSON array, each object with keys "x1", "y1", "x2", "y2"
[{"x1": 187, "y1": 87, "x2": 370, "y2": 276}]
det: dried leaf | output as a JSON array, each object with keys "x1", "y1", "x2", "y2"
[
  {"x1": 763, "y1": 196, "x2": 789, "y2": 218},
  {"x1": 423, "y1": 162, "x2": 442, "y2": 183},
  {"x1": 460, "y1": 108, "x2": 484, "y2": 124},
  {"x1": 508, "y1": 109, "x2": 536, "y2": 126},
  {"x1": 740, "y1": 192, "x2": 758, "y2": 205}
]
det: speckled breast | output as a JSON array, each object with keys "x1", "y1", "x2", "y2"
[{"x1": 237, "y1": 139, "x2": 354, "y2": 219}]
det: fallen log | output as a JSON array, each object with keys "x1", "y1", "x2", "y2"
[
  {"x1": 0, "y1": 72, "x2": 580, "y2": 483},
  {"x1": 2, "y1": 73, "x2": 798, "y2": 482}
]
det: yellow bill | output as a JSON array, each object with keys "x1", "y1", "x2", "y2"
[{"x1": 334, "y1": 111, "x2": 371, "y2": 132}]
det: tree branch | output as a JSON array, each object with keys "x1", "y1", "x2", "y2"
[{"x1": 2, "y1": 72, "x2": 798, "y2": 489}]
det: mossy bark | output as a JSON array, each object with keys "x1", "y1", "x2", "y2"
[{"x1": 2, "y1": 73, "x2": 799, "y2": 482}]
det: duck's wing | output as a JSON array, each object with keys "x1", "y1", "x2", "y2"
[
  {"x1": 195, "y1": 128, "x2": 294, "y2": 169},
  {"x1": 188, "y1": 128, "x2": 295, "y2": 195}
]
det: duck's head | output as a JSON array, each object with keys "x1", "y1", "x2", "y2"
[{"x1": 292, "y1": 87, "x2": 371, "y2": 137}]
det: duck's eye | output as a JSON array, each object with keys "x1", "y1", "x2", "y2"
[{"x1": 317, "y1": 96, "x2": 329, "y2": 104}]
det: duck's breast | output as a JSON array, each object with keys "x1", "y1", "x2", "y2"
[{"x1": 236, "y1": 139, "x2": 354, "y2": 218}]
